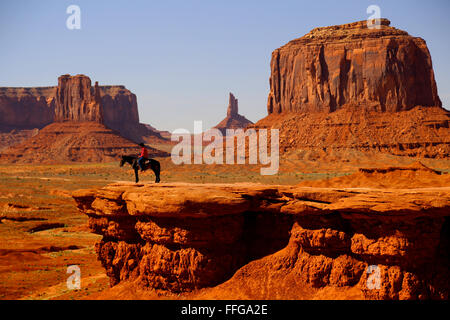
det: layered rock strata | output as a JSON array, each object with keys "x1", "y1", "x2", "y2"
[
  {"x1": 254, "y1": 106, "x2": 450, "y2": 158},
  {"x1": 0, "y1": 87, "x2": 56, "y2": 130},
  {"x1": 267, "y1": 19, "x2": 442, "y2": 114},
  {"x1": 254, "y1": 19, "x2": 450, "y2": 158},
  {"x1": 55, "y1": 74, "x2": 103, "y2": 122},
  {"x1": 73, "y1": 181, "x2": 450, "y2": 299},
  {"x1": 0, "y1": 75, "x2": 164, "y2": 143}
]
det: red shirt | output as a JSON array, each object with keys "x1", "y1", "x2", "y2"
[{"x1": 140, "y1": 147, "x2": 148, "y2": 158}]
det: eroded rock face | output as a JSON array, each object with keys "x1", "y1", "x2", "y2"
[
  {"x1": 73, "y1": 181, "x2": 450, "y2": 299},
  {"x1": 98, "y1": 85, "x2": 142, "y2": 140},
  {"x1": 55, "y1": 74, "x2": 103, "y2": 122},
  {"x1": 0, "y1": 128, "x2": 39, "y2": 152},
  {"x1": 267, "y1": 19, "x2": 442, "y2": 114},
  {"x1": 0, "y1": 75, "x2": 160, "y2": 143},
  {"x1": 0, "y1": 75, "x2": 170, "y2": 162},
  {"x1": 227, "y1": 93, "x2": 238, "y2": 117},
  {"x1": 254, "y1": 19, "x2": 449, "y2": 158},
  {"x1": 0, "y1": 87, "x2": 56, "y2": 130}
]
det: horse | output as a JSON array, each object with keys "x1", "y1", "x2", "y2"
[{"x1": 119, "y1": 155, "x2": 161, "y2": 183}]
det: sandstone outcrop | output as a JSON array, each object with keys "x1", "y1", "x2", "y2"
[
  {"x1": 55, "y1": 74, "x2": 103, "y2": 122},
  {"x1": 214, "y1": 93, "x2": 253, "y2": 135},
  {"x1": 0, "y1": 74, "x2": 171, "y2": 162},
  {"x1": 73, "y1": 171, "x2": 450, "y2": 300},
  {"x1": 227, "y1": 92, "x2": 239, "y2": 117},
  {"x1": 267, "y1": 19, "x2": 441, "y2": 114}
]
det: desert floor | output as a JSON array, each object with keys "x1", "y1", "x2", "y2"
[{"x1": 0, "y1": 153, "x2": 449, "y2": 300}]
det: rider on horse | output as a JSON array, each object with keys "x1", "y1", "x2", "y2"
[{"x1": 138, "y1": 143, "x2": 148, "y2": 171}]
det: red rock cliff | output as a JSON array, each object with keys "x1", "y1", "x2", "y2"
[
  {"x1": 0, "y1": 87, "x2": 56, "y2": 130},
  {"x1": 267, "y1": 19, "x2": 442, "y2": 114},
  {"x1": 100, "y1": 85, "x2": 140, "y2": 131},
  {"x1": 0, "y1": 75, "x2": 154, "y2": 142},
  {"x1": 55, "y1": 74, "x2": 103, "y2": 122},
  {"x1": 98, "y1": 85, "x2": 148, "y2": 142}
]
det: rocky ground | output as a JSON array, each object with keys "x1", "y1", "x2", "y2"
[
  {"x1": 254, "y1": 106, "x2": 450, "y2": 158},
  {"x1": 0, "y1": 127, "x2": 39, "y2": 152},
  {"x1": 0, "y1": 156, "x2": 448, "y2": 300},
  {"x1": 73, "y1": 173, "x2": 450, "y2": 300}
]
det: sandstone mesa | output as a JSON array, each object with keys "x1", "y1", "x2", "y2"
[
  {"x1": 0, "y1": 74, "x2": 166, "y2": 144},
  {"x1": 0, "y1": 74, "x2": 170, "y2": 163},
  {"x1": 266, "y1": 19, "x2": 441, "y2": 114},
  {"x1": 254, "y1": 19, "x2": 449, "y2": 159}
]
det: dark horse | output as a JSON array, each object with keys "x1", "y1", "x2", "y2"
[{"x1": 120, "y1": 155, "x2": 161, "y2": 183}]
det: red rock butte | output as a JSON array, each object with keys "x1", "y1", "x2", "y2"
[
  {"x1": 0, "y1": 74, "x2": 169, "y2": 163},
  {"x1": 267, "y1": 19, "x2": 441, "y2": 114},
  {"x1": 255, "y1": 19, "x2": 450, "y2": 159},
  {"x1": 0, "y1": 74, "x2": 166, "y2": 143}
]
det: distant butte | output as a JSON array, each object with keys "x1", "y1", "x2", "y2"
[
  {"x1": 214, "y1": 93, "x2": 253, "y2": 135},
  {"x1": 0, "y1": 74, "x2": 169, "y2": 163},
  {"x1": 0, "y1": 74, "x2": 167, "y2": 144}
]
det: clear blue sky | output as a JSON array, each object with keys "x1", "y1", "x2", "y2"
[{"x1": 1, "y1": 0, "x2": 449, "y2": 132}]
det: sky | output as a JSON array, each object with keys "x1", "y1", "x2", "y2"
[{"x1": 1, "y1": 0, "x2": 449, "y2": 132}]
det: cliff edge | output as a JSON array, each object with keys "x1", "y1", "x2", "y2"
[{"x1": 73, "y1": 169, "x2": 450, "y2": 299}]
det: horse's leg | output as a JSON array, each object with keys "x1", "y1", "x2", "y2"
[
  {"x1": 134, "y1": 167, "x2": 139, "y2": 183},
  {"x1": 150, "y1": 160, "x2": 161, "y2": 183},
  {"x1": 131, "y1": 160, "x2": 140, "y2": 183}
]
